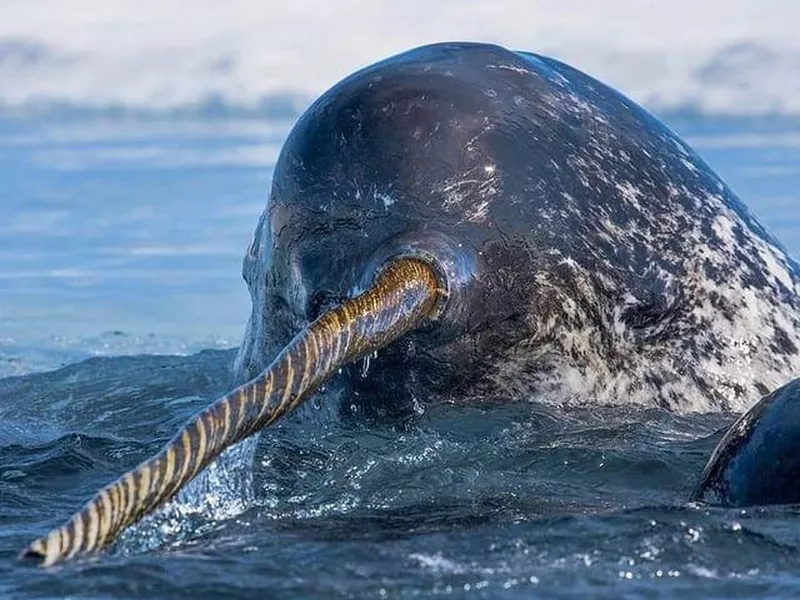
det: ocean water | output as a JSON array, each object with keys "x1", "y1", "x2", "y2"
[
  {"x1": 2, "y1": 3, "x2": 800, "y2": 596},
  {"x1": 0, "y1": 116, "x2": 289, "y2": 377}
]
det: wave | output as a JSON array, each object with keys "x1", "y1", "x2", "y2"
[{"x1": 1, "y1": 0, "x2": 799, "y2": 118}]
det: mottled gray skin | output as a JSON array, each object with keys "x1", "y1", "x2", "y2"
[
  {"x1": 236, "y1": 42, "x2": 800, "y2": 418},
  {"x1": 693, "y1": 377, "x2": 800, "y2": 506}
]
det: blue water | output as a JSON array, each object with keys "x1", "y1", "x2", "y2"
[
  {"x1": 1, "y1": 112, "x2": 799, "y2": 598},
  {"x1": 0, "y1": 117, "x2": 290, "y2": 377}
]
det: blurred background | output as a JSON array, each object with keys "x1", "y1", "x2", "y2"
[
  {"x1": 2, "y1": 0, "x2": 799, "y2": 114},
  {"x1": 1, "y1": 0, "x2": 799, "y2": 375}
]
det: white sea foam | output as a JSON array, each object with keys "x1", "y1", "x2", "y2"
[{"x1": 1, "y1": 0, "x2": 799, "y2": 116}]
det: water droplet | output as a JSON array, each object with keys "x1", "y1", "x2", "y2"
[{"x1": 360, "y1": 354, "x2": 371, "y2": 378}]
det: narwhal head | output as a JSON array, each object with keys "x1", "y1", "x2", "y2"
[{"x1": 235, "y1": 43, "x2": 546, "y2": 416}]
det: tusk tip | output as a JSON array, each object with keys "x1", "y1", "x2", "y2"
[
  {"x1": 19, "y1": 536, "x2": 61, "y2": 568},
  {"x1": 18, "y1": 539, "x2": 47, "y2": 565}
]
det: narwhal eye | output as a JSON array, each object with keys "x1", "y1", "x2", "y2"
[{"x1": 307, "y1": 289, "x2": 339, "y2": 321}]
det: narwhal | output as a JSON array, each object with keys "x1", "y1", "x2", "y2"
[{"x1": 22, "y1": 42, "x2": 800, "y2": 566}]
